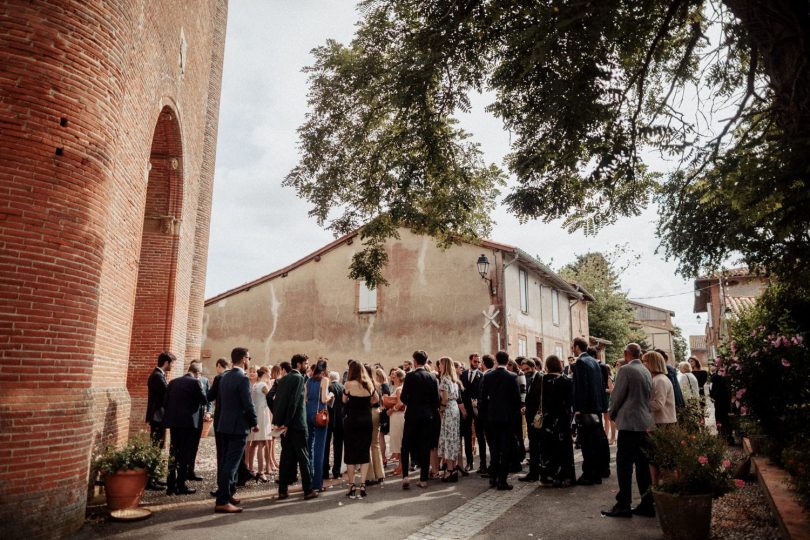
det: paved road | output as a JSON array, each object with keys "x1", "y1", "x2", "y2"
[{"x1": 77, "y1": 450, "x2": 662, "y2": 540}]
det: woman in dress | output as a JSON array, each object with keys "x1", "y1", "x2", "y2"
[
  {"x1": 386, "y1": 369, "x2": 406, "y2": 476},
  {"x1": 246, "y1": 366, "x2": 273, "y2": 482},
  {"x1": 364, "y1": 364, "x2": 385, "y2": 485},
  {"x1": 538, "y1": 355, "x2": 576, "y2": 487},
  {"x1": 343, "y1": 360, "x2": 378, "y2": 499},
  {"x1": 642, "y1": 351, "x2": 677, "y2": 486},
  {"x1": 437, "y1": 357, "x2": 462, "y2": 482},
  {"x1": 306, "y1": 359, "x2": 332, "y2": 492},
  {"x1": 677, "y1": 361, "x2": 700, "y2": 401}
]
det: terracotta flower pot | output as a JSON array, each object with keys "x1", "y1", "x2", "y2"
[
  {"x1": 201, "y1": 418, "x2": 213, "y2": 438},
  {"x1": 104, "y1": 468, "x2": 148, "y2": 510},
  {"x1": 653, "y1": 490, "x2": 713, "y2": 540}
]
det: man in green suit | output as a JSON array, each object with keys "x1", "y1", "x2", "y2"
[{"x1": 273, "y1": 353, "x2": 318, "y2": 500}]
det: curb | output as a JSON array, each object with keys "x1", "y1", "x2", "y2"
[{"x1": 753, "y1": 457, "x2": 810, "y2": 540}]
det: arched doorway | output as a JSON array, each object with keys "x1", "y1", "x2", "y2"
[{"x1": 126, "y1": 106, "x2": 184, "y2": 432}]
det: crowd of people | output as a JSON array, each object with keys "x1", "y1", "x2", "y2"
[{"x1": 144, "y1": 336, "x2": 720, "y2": 516}]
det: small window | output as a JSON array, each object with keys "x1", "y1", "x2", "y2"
[
  {"x1": 519, "y1": 268, "x2": 529, "y2": 313},
  {"x1": 518, "y1": 335, "x2": 527, "y2": 357},
  {"x1": 536, "y1": 340, "x2": 544, "y2": 358},
  {"x1": 551, "y1": 289, "x2": 560, "y2": 325},
  {"x1": 359, "y1": 281, "x2": 377, "y2": 313},
  {"x1": 706, "y1": 302, "x2": 713, "y2": 326},
  {"x1": 555, "y1": 343, "x2": 563, "y2": 359}
]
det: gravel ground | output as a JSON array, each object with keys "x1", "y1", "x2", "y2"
[{"x1": 710, "y1": 450, "x2": 780, "y2": 540}]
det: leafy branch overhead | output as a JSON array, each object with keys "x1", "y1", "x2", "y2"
[{"x1": 287, "y1": 0, "x2": 810, "y2": 287}]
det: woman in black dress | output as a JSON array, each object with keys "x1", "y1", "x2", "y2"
[
  {"x1": 342, "y1": 360, "x2": 378, "y2": 499},
  {"x1": 538, "y1": 355, "x2": 576, "y2": 487}
]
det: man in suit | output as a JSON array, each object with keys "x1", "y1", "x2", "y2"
[
  {"x1": 459, "y1": 353, "x2": 482, "y2": 472},
  {"x1": 146, "y1": 351, "x2": 175, "y2": 448},
  {"x1": 273, "y1": 353, "x2": 318, "y2": 500},
  {"x1": 602, "y1": 343, "x2": 655, "y2": 518},
  {"x1": 188, "y1": 361, "x2": 210, "y2": 481},
  {"x1": 163, "y1": 360, "x2": 208, "y2": 495},
  {"x1": 571, "y1": 337, "x2": 606, "y2": 485},
  {"x1": 323, "y1": 371, "x2": 345, "y2": 480},
  {"x1": 145, "y1": 351, "x2": 174, "y2": 490},
  {"x1": 213, "y1": 347, "x2": 257, "y2": 513},
  {"x1": 206, "y1": 357, "x2": 229, "y2": 498},
  {"x1": 479, "y1": 350, "x2": 521, "y2": 490},
  {"x1": 400, "y1": 350, "x2": 441, "y2": 488},
  {"x1": 520, "y1": 358, "x2": 543, "y2": 482}
]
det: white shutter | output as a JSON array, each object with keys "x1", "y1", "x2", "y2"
[{"x1": 359, "y1": 281, "x2": 377, "y2": 312}]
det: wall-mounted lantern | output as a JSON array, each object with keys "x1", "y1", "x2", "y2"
[{"x1": 477, "y1": 254, "x2": 496, "y2": 295}]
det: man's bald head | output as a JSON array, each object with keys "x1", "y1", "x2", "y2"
[{"x1": 625, "y1": 343, "x2": 642, "y2": 359}]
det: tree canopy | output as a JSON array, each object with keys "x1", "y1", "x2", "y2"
[
  {"x1": 558, "y1": 252, "x2": 643, "y2": 360},
  {"x1": 285, "y1": 0, "x2": 810, "y2": 287}
]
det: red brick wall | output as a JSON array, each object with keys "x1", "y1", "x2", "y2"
[{"x1": 0, "y1": 1, "x2": 227, "y2": 537}]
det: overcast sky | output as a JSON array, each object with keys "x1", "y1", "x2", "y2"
[{"x1": 207, "y1": 0, "x2": 705, "y2": 344}]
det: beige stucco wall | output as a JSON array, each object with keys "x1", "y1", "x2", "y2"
[
  {"x1": 502, "y1": 263, "x2": 578, "y2": 361},
  {"x1": 202, "y1": 229, "x2": 506, "y2": 372}
]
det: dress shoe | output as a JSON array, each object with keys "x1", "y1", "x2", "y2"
[
  {"x1": 189, "y1": 474, "x2": 204, "y2": 481},
  {"x1": 601, "y1": 470, "x2": 611, "y2": 479},
  {"x1": 214, "y1": 503, "x2": 243, "y2": 514},
  {"x1": 146, "y1": 483, "x2": 163, "y2": 491},
  {"x1": 575, "y1": 475, "x2": 593, "y2": 486},
  {"x1": 631, "y1": 504, "x2": 656, "y2": 517},
  {"x1": 496, "y1": 483, "x2": 514, "y2": 491},
  {"x1": 210, "y1": 490, "x2": 218, "y2": 498},
  {"x1": 229, "y1": 496, "x2": 241, "y2": 505},
  {"x1": 165, "y1": 487, "x2": 176, "y2": 495},
  {"x1": 476, "y1": 467, "x2": 488, "y2": 475},
  {"x1": 519, "y1": 474, "x2": 539, "y2": 482},
  {"x1": 539, "y1": 476, "x2": 554, "y2": 486},
  {"x1": 488, "y1": 479, "x2": 497, "y2": 488},
  {"x1": 175, "y1": 487, "x2": 197, "y2": 495},
  {"x1": 277, "y1": 492, "x2": 289, "y2": 500},
  {"x1": 601, "y1": 505, "x2": 632, "y2": 518},
  {"x1": 303, "y1": 489, "x2": 319, "y2": 500}
]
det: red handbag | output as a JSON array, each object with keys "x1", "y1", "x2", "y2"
[{"x1": 315, "y1": 406, "x2": 329, "y2": 428}]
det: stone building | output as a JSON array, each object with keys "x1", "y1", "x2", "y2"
[
  {"x1": 203, "y1": 228, "x2": 590, "y2": 371},
  {"x1": 628, "y1": 300, "x2": 677, "y2": 360},
  {"x1": 0, "y1": 1, "x2": 227, "y2": 536},
  {"x1": 693, "y1": 268, "x2": 769, "y2": 359}
]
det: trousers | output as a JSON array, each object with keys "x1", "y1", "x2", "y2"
[{"x1": 278, "y1": 427, "x2": 312, "y2": 493}]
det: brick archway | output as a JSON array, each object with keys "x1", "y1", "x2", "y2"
[{"x1": 126, "y1": 106, "x2": 184, "y2": 429}]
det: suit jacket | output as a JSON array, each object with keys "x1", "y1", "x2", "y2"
[
  {"x1": 479, "y1": 366, "x2": 520, "y2": 425},
  {"x1": 608, "y1": 359, "x2": 653, "y2": 431},
  {"x1": 459, "y1": 369, "x2": 482, "y2": 410},
  {"x1": 524, "y1": 371, "x2": 543, "y2": 421},
  {"x1": 400, "y1": 367, "x2": 440, "y2": 421},
  {"x1": 272, "y1": 369, "x2": 307, "y2": 431},
  {"x1": 572, "y1": 353, "x2": 605, "y2": 414},
  {"x1": 163, "y1": 373, "x2": 208, "y2": 429},
  {"x1": 146, "y1": 367, "x2": 168, "y2": 423},
  {"x1": 207, "y1": 371, "x2": 225, "y2": 422},
  {"x1": 665, "y1": 364, "x2": 686, "y2": 409},
  {"x1": 213, "y1": 367, "x2": 257, "y2": 435}
]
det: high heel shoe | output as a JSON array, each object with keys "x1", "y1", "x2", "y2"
[
  {"x1": 346, "y1": 483, "x2": 356, "y2": 499},
  {"x1": 448, "y1": 471, "x2": 459, "y2": 483},
  {"x1": 257, "y1": 473, "x2": 268, "y2": 483},
  {"x1": 359, "y1": 483, "x2": 367, "y2": 499}
]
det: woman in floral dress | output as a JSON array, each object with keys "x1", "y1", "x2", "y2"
[{"x1": 437, "y1": 356, "x2": 462, "y2": 482}]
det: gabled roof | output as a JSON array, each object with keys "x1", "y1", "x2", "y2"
[
  {"x1": 725, "y1": 296, "x2": 756, "y2": 317},
  {"x1": 628, "y1": 299, "x2": 676, "y2": 317},
  {"x1": 689, "y1": 335, "x2": 707, "y2": 351},
  {"x1": 205, "y1": 229, "x2": 581, "y2": 305},
  {"x1": 568, "y1": 281, "x2": 596, "y2": 302}
]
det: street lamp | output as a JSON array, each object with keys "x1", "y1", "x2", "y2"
[{"x1": 477, "y1": 254, "x2": 496, "y2": 295}]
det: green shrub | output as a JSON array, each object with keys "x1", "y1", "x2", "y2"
[{"x1": 92, "y1": 432, "x2": 167, "y2": 482}]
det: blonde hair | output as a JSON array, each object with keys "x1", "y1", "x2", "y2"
[
  {"x1": 374, "y1": 367, "x2": 388, "y2": 385},
  {"x1": 678, "y1": 361, "x2": 692, "y2": 373},
  {"x1": 393, "y1": 368, "x2": 406, "y2": 383},
  {"x1": 642, "y1": 351, "x2": 667, "y2": 375},
  {"x1": 438, "y1": 357, "x2": 458, "y2": 383}
]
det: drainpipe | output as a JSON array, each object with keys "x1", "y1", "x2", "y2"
[{"x1": 500, "y1": 252, "x2": 519, "y2": 354}]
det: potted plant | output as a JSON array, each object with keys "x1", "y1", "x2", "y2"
[
  {"x1": 92, "y1": 432, "x2": 167, "y2": 510},
  {"x1": 649, "y1": 423, "x2": 737, "y2": 540}
]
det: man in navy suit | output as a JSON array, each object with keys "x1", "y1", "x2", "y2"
[
  {"x1": 400, "y1": 350, "x2": 441, "y2": 488},
  {"x1": 213, "y1": 347, "x2": 257, "y2": 513},
  {"x1": 479, "y1": 350, "x2": 521, "y2": 490},
  {"x1": 572, "y1": 337, "x2": 606, "y2": 485},
  {"x1": 162, "y1": 361, "x2": 208, "y2": 495}
]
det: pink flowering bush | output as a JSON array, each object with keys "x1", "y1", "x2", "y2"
[
  {"x1": 723, "y1": 282, "x2": 810, "y2": 508},
  {"x1": 649, "y1": 423, "x2": 734, "y2": 497}
]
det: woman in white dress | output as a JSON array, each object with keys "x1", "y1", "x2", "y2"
[
  {"x1": 246, "y1": 366, "x2": 273, "y2": 482},
  {"x1": 386, "y1": 368, "x2": 406, "y2": 475}
]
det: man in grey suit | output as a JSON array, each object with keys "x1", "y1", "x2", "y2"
[
  {"x1": 601, "y1": 343, "x2": 655, "y2": 518},
  {"x1": 213, "y1": 347, "x2": 258, "y2": 513}
]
